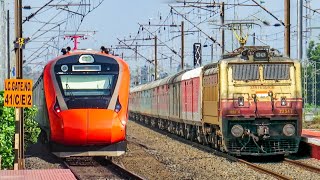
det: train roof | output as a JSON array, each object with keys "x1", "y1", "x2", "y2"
[
  {"x1": 181, "y1": 67, "x2": 202, "y2": 81},
  {"x1": 130, "y1": 67, "x2": 204, "y2": 93},
  {"x1": 45, "y1": 49, "x2": 129, "y2": 68}
]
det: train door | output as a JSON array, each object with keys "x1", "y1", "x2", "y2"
[
  {"x1": 165, "y1": 85, "x2": 169, "y2": 118},
  {"x1": 176, "y1": 83, "x2": 179, "y2": 118},
  {"x1": 192, "y1": 77, "x2": 200, "y2": 121},
  {"x1": 183, "y1": 81, "x2": 187, "y2": 120},
  {"x1": 172, "y1": 83, "x2": 177, "y2": 119},
  {"x1": 188, "y1": 79, "x2": 193, "y2": 120},
  {"x1": 203, "y1": 72, "x2": 219, "y2": 125},
  {"x1": 169, "y1": 84, "x2": 173, "y2": 118}
]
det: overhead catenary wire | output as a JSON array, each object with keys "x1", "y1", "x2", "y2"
[
  {"x1": 23, "y1": 0, "x2": 55, "y2": 24},
  {"x1": 24, "y1": 0, "x2": 106, "y2": 67}
]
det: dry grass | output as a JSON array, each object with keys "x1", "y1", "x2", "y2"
[{"x1": 303, "y1": 115, "x2": 320, "y2": 129}]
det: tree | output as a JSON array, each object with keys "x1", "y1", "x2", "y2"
[
  {"x1": 307, "y1": 40, "x2": 320, "y2": 61},
  {"x1": 305, "y1": 39, "x2": 320, "y2": 106}
]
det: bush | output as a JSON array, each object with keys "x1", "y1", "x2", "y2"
[{"x1": 0, "y1": 91, "x2": 41, "y2": 169}]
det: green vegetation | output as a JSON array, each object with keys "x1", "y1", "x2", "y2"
[
  {"x1": 0, "y1": 91, "x2": 41, "y2": 169},
  {"x1": 303, "y1": 38, "x2": 320, "y2": 129},
  {"x1": 303, "y1": 103, "x2": 320, "y2": 114},
  {"x1": 307, "y1": 40, "x2": 320, "y2": 61},
  {"x1": 304, "y1": 39, "x2": 320, "y2": 106},
  {"x1": 303, "y1": 115, "x2": 320, "y2": 129}
]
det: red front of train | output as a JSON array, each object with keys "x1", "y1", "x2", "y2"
[{"x1": 34, "y1": 50, "x2": 130, "y2": 157}]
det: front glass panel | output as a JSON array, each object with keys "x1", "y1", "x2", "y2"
[
  {"x1": 54, "y1": 54, "x2": 120, "y2": 109},
  {"x1": 59, "y1": 74, "x2": 115, "y2": 97}
]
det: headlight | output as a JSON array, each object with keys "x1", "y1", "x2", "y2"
[
  {"x1": 281, "y1": 97, "x2": 287, "y2": 106},
  {"x1": 231, "y1": 125, "x2": 244, "y2": 137},
  {"x1": 61, "y1": 65, "x2": 68, "y2": 72},
  {"x1": 115, "y1": 104, "x2": 122, "y2": 113},
  {"x1": 283, "y1": 124, "x2": 295, "y2": 136},
  {"x1": 238, "y1": 96, "x2": 244, "y2": 106}
]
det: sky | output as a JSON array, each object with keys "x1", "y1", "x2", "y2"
[{"x1": 3, "y1": 0, "x2": 320, "y2": 81}]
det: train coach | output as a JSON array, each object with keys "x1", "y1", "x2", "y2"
[
  {"x1": 33, "y1": 47, "x2": 130, "y2": 157},
  {"x1": 129, "y1": 46, "x2": 302, "y2": 156}
]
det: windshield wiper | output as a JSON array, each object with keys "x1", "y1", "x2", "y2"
[{"x1": 65, "y1": 83, "x2": 74, "y2": 100}]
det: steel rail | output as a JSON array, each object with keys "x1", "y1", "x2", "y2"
[
  {"x1": 130, "y1": 119, "x2": 292, "y2": 180},
  {"x1": 237, "y1": 159, "x2": 291, "y2": 180},
  {"x1": 104, "y1": 159, "x2": 145, "y2": 180},
  {"x1": 62, "y1": 157, "x2": 145, "y2": 180},
  {"x1": 284, "y1": 158, "x2": 320, "y2": 174},
  {"x1": 62, "y1": 161, "x2": 81, "y2": 180}
]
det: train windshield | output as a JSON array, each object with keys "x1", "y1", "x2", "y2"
[{"x1": 59, "y1": 74, "x2": 116, "y2": 97}]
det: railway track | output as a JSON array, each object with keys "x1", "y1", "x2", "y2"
[
  {"x1": 131, "y1": 119, "x2": 319, "y2": 180},
  {"x1": 62, "y1": 156, "x2": 144, "y2": 180},
  {"x1": 283, "y1": 158, "x2": 320, "y2": 174},
  {"x1": 237, "y1": 159, "x2": 291, "y2": 180}
]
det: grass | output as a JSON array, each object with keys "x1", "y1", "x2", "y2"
[{"x1": 303, "y1": 115, "x2": 320, "y2": 129}]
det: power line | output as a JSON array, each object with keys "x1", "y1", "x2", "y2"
[{"x1": 23, "y1": 0, "x2": 54, "y2": 24}]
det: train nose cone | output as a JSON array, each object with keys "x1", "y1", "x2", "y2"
[
  {"x1": 87, "y1": 109, "x2": 117, "y2": 144},
  {"x1": 61, "y1": 109, "x2": 123, "y2": 145}
]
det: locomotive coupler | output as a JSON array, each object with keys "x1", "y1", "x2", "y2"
[{"x1": 257, "y1": 125, "x2": 270, "y2": 140}]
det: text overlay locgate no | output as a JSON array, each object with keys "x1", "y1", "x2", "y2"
[{"x1": 4, "y1": 79, "x2": 33, "y2": 108}]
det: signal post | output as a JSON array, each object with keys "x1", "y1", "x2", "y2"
[{"x1": 8, "y1": 0, "x2": 29, "y2": 170}]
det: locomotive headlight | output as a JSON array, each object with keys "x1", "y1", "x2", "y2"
[
  {"x1": 231, "y1": 125, "x2": 244, "y2": 137},
  {"x1": 114, "y1": 97, "x2": 122, "y2": 113},
  {"x1": 53, "y1": 98, "x2": 61, "y2": 114},
  {"x1": 253, "y1": 50, "x2": 268, "y2": 61},
  {"x1": 61, "y1": 65, "x2": 68, "y2": 72},
  {"x1": 283, "y1": 124, "x2": 295, "y2": 136},
  {"x1": 281, "y1": 97, "x2": 287, "y2": 106},
  {"x1": 238, "y1": 96, "x2": 244, "y2": 106},
  {"x1": 121, "y1": 120, "x2": 126, "y2": 126},
  {"x1": 115, "y1": 104, "x2": 122, "y2": 113}
]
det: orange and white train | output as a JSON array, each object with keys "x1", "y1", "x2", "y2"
[{"x1": 33, "y1": 48, "x2": 130, "y2": 157}]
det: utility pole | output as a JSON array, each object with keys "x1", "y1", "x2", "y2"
[
  {"x1": 181, "y1": 21, "x2": 184, "y2": 70},
  {"x1": 305, "y1": 0, "x2": 311, "y2": 59},
  {"x1": 135, "y1": 44, "x2": 138, "y2": 62},
  {"x1": 7, "y1": 10, "x2": 10, "y2": 79},
  {"x1": 284, "y1": 0, "x2": 290, "y2": 57},
  {"x1": 220, "y1": 2, "x2": 225, "y2": 55},
  {"x1": 210, "y1": 44, "x2": 214, "y2": 63},
  {"x1": 154, "y1": 35, "x2": 157, "y2": 80},
  {"x1": 14, "y1": 0, "x2": 24, "y2": 170},
  {"x1": 297, "y1": 0, "x2": 303, "y2": 60},
  {"x1": 0, "y1": 0, "x2": 6, "y2": 89},
  {"x1": 253, "y1": 32, "x2": 256, "y2": 46}
]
